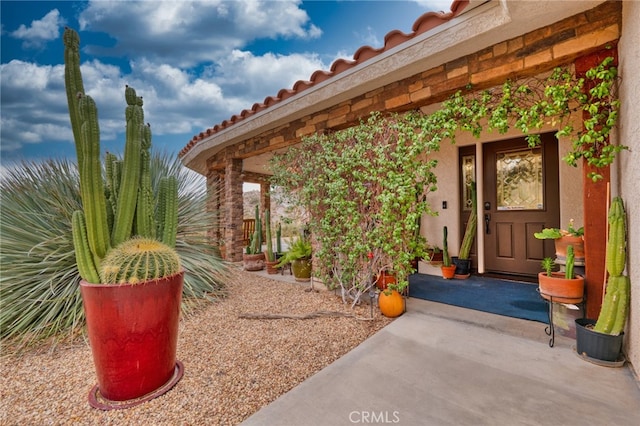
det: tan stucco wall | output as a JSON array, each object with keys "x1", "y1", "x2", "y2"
[{"x1": 618, "y1": 0, "x2": 640, "y2": 380}]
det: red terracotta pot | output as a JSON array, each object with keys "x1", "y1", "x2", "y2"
[
  {"x1": 375, "y1": 271, "x2": 397, "y2": 290},
  {"x1": 538, "y1": 272, "x2": 584, "y2": 303},
  {"x1": 554, "y1": 236, "x2": 585, "y2": 262},
  {"x1": 441, "y1": 265, "x2": 456, "y2": 279},
  {"x1": 80, "y1": 272, "x2": 184, "y2": 409}
]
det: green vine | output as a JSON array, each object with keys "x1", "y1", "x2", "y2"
[
  {"x1": 415, "y1": 56, "x2": 622, "y2": 181},
  {"x1": 270, "y1": 112, "x2": 438, "y2": 306}
]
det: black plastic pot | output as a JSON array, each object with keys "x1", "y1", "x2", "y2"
[
  {"x1": 575, "y1": 318, "x2": 624, "y2": 362},
  {"x1": 452, "y1": 257, "x2": 471, "y2": 275}
]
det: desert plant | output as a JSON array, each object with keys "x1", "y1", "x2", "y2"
[
  {"x1": 265, "y1": 210, "x2": 275, "y2": 262},
  {"x1": 594, "y1": 197, "x2": 629, "y2": 335},
  {"x1": 565, "y1": 245, "x2": 575, "y2": 279},
  {"x1": 458, "y1": 181, "x2": 477, "y2": 260},
  {"x1": 541, "y1": 257, "x2": 555, "y2": 277},
  {"x1": 63, "y1": 27, "x2": 179, "y2": 284},
  {"x1": 442, "y1": 226, "x2": 452, "y2": 267},
  {"x1": 0, "y1": 154, "x2": 227, "y2": 349},
  {"x1": 246, "y1": 205, "x2": 263, "y2": 255},
  {"x1": 276, "y1": 222, "x2": 282, "y2": 253}
]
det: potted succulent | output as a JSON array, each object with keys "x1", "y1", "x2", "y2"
[
  {"x1": 537, "y1": 246, "x2": 584, "y2": 303},
  {"x1": 243, "y1": 205, "x2": 265, "y2": 271},
  {"x1": 441, "y1": 226, "x2": 456, "y2": 279},
  {"x1": 64, "y1": 28, "x2": 183, "y2": 409},
  {"x1": 277, "y1": 234, "x2": 312, "y2": 282},
  {"x1": 453, "y1": 181, "x2": 477, "y2": 277},
  {"x1": 534, "y1": 219, "x2": 585, "y2": 263},
  {"x1": 575, "y1": 197, "x2": 629, "y2": 364}
]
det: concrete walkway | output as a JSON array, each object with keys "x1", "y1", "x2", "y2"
[{"x1": 241, "y1": 289, "x2": 640, "y2": 426}]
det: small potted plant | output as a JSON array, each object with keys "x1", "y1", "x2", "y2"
[
  {"x1": 277, "y1": 234, "x2": 312, "y2": 281},
  {"x1": 441, "y1": 226, "x2": 456, "y2": 279},
  {"x1": 243, "y1": 205, "x2": 265, "y2": 271},
  {"x1": 537, "y1": 246, "x2": 584, "y2": 303},
  {"x1": 575, "y1": 197, "x2": 629, "y2": 364},
  {"x1": 534, "y1": 219, "x2": 585, "y2": 263}
]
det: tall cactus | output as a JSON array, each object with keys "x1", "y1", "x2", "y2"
[
  {"x1": 249, "y1": 205, "x2": 263, "y2": 254},
  {"x1": 64, "y1": 27, "x2": 179, "y2": 284},
  {"x1": 594, "y1": 197, "x2": 629, "y2": 335},
  {"x1": 442, "y1": 226, "x2": 451, "y2": 267},
  {"x1": 276, "y1": 222, "x2": 282, "y2": 253},
  {"x1": 565, "y1": 245, "x2": 574, "y2": 279},
  {"x1": 265, "y1": 210, "x2": 275, "y2": 262},
  {"x1": 111, "y1": 86, "x2": 143, "y2": 246}
]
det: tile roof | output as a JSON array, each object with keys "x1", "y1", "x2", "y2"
[{"x1": 179, "y1": 0, "x2": 468, "y2": 159}]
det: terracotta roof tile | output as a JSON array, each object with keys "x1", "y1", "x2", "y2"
[{"x1": 179, "y1": 0, "x2": 467, "y2": 158}]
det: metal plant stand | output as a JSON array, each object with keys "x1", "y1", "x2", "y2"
[{"x1": 538, "y1": 289, "x2": 586, "y2": 348}]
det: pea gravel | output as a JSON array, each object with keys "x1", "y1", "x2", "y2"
[{"x1": 0, "y1": 267, "x2": 392, "y2": 425}]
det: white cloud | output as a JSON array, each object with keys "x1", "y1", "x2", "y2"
[
  {"x1": 77, "y1": 0, "x2": 322, "y2": 68},
  {"x1": 10, "y1": 9, "x2": 66, "y2": 49}
]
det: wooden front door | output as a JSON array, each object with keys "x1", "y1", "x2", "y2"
[{"x1": 482, "y1": 134, "x2": 560, "y2": 277}]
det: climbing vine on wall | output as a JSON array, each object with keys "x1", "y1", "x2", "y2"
[{"x1": 413, "y1": 55, "x2": 622, "y2": 181}]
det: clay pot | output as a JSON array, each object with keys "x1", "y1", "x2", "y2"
[
  {"x1": 538, "y1": 272, "x2": 585, "y2": 303},
  {"x1": 441, "y1": 265, "x2": 456, "y2": 279},
  {"x1": 80, "y1": 272, "x2": 184, "y2": 409}
]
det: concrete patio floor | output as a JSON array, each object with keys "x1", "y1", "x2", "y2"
[{"x1": 242, "y1": 270, "x2": 640, "y2": 426}]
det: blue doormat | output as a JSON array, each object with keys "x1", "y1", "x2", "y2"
[{"x1": 408, "y1": 273, "x2": 548, "y2": 323}]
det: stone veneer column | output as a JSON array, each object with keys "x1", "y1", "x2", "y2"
[
  {"x1": 224, "y1": 158, "x2": 244, "y2": 261},
  {"x1": 206, "y1": 171, "x2": 224, "y2": 256}
]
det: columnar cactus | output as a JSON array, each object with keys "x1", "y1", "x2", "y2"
[
  {"x1": 249, "y1": 205, "x2": 263, "y2": 254},
  {"x1": 442, "y1": 226, "x2": 451, "y2": 267},
  {"x1": 265, "y1": 210, "x2": 275, "y2": 262},
  {"x1": 565, "y1": 245, "x2": 574, "y2": 279},
  {"x1": 64, "y1": 27, "x2": 179, "y2": 284},
  {"x1": 594, "y1": 197, "x2": 629, "y2": 335},
  {"x1": 276, "y1": 222, "x2": 282, "y2": 254}
]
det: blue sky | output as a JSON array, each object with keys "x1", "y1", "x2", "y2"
[{"x1": 1, "y1": 0, "x2": 453, "y2": 169}]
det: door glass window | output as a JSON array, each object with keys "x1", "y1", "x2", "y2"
[
  {"x1": 496, "y1": 148, "x2": 543, "y2": 210},
  {"x1": 461, "y1": 154, "x2": 476, "y2": 211}
]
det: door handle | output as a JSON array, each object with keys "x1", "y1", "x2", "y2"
[{"x1": 484, "y1": 213, "x2": 491, "y2": 234}]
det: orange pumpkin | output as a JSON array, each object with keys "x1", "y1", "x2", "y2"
[{"x1": 378, "y1": 290, "x2": 404, "y2": 318}]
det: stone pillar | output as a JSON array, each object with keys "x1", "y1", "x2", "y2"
[
  {"x1": 206, "y1": 171, "x2": 224, "y2": 256},
  {"x1": 224, "y1": 158, "x2": 244, "y2": 261}
]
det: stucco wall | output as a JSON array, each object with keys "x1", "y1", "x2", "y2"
[{"x1": 618, "y1": 0, "x2": 640, "y2": 380}]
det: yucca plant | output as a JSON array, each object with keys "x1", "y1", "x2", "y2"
[{"x1": 0, "y1": 154, "x2": 228, "y2": 351}]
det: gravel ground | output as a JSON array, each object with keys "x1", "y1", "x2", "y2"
[{"x1": 0, "y1": 267, "x2": 392, "y2": 425}]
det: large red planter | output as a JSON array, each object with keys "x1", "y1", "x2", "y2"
[{"x1": 80, "y1": 271, "x2": 184, "y2": 409}]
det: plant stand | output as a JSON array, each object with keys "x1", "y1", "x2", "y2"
[{"x1": 538, "y1": 289, "x2": 585, "y2": 348}]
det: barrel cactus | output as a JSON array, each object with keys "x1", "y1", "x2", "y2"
[
  {"x1": 100, "y1": 238, "x2": 181, "y2": 284},
  {"x1": 594, "y1": 197, "x2": 629, "y2": 335},
  {"x1": 64, "y1": 27, "x2": 179, "y2": 284}
]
